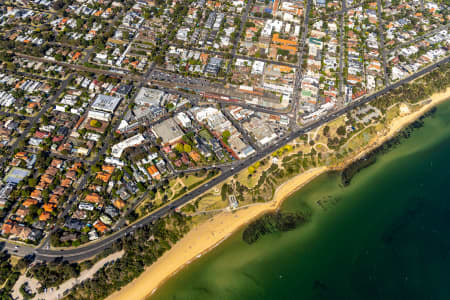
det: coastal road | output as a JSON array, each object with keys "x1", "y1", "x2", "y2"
[{"x1": 27, "y1": 55, "x2": 450, "y2": 262}]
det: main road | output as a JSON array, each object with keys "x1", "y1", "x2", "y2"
[{"x1": 21, "y1": 55, "x2": 447, "y2": 262}]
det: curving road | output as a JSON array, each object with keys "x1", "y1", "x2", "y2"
[{"x1": 6, "y1": 56, "x2": 450, "y2": 262}]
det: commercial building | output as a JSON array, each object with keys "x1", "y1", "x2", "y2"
[
  {"x1": 175, "y1": 112, "x2": 192, "y2": 128},
  {"x1": 135, "y1": 87, "x2": 165, "y2": 107},
  {"x1": 87, "y1": 110, "x2": 112, "y2": 121},
  {"x1": 205, "y1": 57, "x2": 223, "y2": 76},
  {"x1": 111, "y1": 134, "x2": 146, "y2": 158},
  {"x1": 152, "y1": 118, "x2": 184, "y2": 145},
  {"x1": 228, "y1": 135, "x2": 255, "y2": 159},
  {"x1": 91, "y1": 94, "x2": 122, "y2": 113}
]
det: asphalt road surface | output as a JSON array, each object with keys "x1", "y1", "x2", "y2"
[{"x1": 5, "y1": 56, "x2": 449, "y2": 262}]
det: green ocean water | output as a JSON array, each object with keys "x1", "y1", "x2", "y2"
[{"x1": 150, "y1": 100, "x2": 450, "y2": 300}]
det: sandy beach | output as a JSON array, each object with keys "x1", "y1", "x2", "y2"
[
  {"x1": 389, "y1": 89, "x2": 450, "y2": 135},
  {"x1": 365, "y1": 88, "x2": 450, "y2": 158},
  {"x1": 106, "y1": 167, "x2": 326, "y2": 300},
  {"x1": 106, "y1": 88, "x2": 450, "y2": 300}
]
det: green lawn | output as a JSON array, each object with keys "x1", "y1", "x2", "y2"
[{"x1": 182, "y1": 174, "x2": 207, "y2": 188}]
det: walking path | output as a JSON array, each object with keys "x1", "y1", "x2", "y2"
[{"x1": 12, "y1": 251, "x2": 124, "y2": 300}]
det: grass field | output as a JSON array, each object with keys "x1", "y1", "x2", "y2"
[
  {"x1": 181, "y1": 174, "x2": 208, "y2": 189},
  {"x1": 195, "y1": 191, "x2": 228, "y2": 211}
]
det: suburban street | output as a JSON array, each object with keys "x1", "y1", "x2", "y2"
[
  {"x1": 338, "y1": 0, "x2": 346, "y2": 97},
  {"x1": 291, "y1": 0, "x2": 312, "y2": 130},
  {"x1": 376, "y1": 0, "x2": 390, "y2": 86},
  {"x1": 8, "y1": 55, "x2": 443, "y2": 262},
  {"x1": 0, "y1": 0, "x2": 448, "y2": 267}
]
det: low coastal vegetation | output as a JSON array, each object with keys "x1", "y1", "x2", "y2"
[
  {"x1": 28, "y1": 260, "x2": 80, "y2": 290},
  {"x1": 243, "y1": 106, "x2": 439, "y2": 244},
  {"x1": 0, "y1": 251, "x2": 31, "y2": 298},
  {"x1": 242, "y1": 212, "x2": 309, "y2": 244},
  {"x1": 0, "y1": 213, "x2": 189, "y2": 299},
  {"x1": 373, "y1": 64, "x2": 450, "y2": 112},
  {"x1": 65, "y1": 213, "x2": 189, "y2": 299},
  {"x1": 5, "y1": 62, "x2": 450, "y2": 298},
  {"x1": 137, "y1": 169, "x2": 219, "y2": 218},
  {"x1": 342, "y1": 107, "x2": 438, "y2": 186},
  {"x1": 241, "y1": 63, "x2": 450, "y2": 245}
]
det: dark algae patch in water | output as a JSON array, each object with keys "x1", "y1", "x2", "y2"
[
  {"x1": 341, "y1": 107, "x2": 437, "y2": 186},
  {"x1": 150, "y1": 99, "x2": 450, "y2": 300},
  {"x1": 242, "y1": 108, "x2": 440, "y2": 245},
  {"x1": 242, "y1": 211, "x2": 309, "y2": 244}
]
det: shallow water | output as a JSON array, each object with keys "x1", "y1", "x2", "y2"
[{"x1": 150, "y1": 100, "x2": 450, "y2": 300}]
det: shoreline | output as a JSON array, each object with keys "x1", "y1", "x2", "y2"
[{"x1": 106, "y1": 88, "x2": 450, "y2": 300}]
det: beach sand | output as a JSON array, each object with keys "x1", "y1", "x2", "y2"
[
  {"x1": 106, "y1": 167, "x2": 326, "y2": 300},
  {"x1": 106, "y1": 88, "x2": 450, "y2": 300},
  {"x1": 389, "y1": 89, "x2": 450, "y2": 135},
  {"x1": 365, "y1": 88, "x2": 450, "y2": 158}
]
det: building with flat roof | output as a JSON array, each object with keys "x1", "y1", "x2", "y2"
[
  {"x1": 111, "y1": 134, "x2": 145, "y2": 158},
  {"x1": 91, "y1": 94, "x2": 122, "y2": 113},
  {"x1": 87, "y1": 110, "x2": 111, "y2": 121},
  {"x1": 251, "y1": 60, "x2": 265, "y2": 75},
  {"x1": 205, "y1": 57, "x2": 223, "y2": 76},
  {"x1": 152, "y1": 118, "x2": 184, "y2": 145},
  {"x1": 135, "y1": 87, "x2": 165, "y2": 107},
  {"x1": 116, "y1": 84, "x2": 133, "y2": 96},
  {"x1": 228, "y1": 135, "x2": 255, "y2": 159},
  {"x1": 175, "y1": 112, "x2": 192, "y2": 128}
]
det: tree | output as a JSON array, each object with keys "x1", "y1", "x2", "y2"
[
  {"x1": 221, "y1": 184, "x2": 229, "y2": 201},
  {"x1": 90, "y1": 120, "x2": 102, "y2": 128},
  {"x1": 283, "y1": 145, "x2": 293, "y2": 152},
  {"x1": 28, "y1": 178, "x2": 37, "y2": 187},
  {"x1": 174, "y1": 143, "x2": 184, "y2": 153},
  {"x1": 337, "y1": 125, "x2": 346, "y2": 136},
  {"x1": 323, "y1": 125, "x2": 330, "y2": 136},
  {"x1": 52, "y1": 0, "x2": 65, "y2": 10},
  {"x1": 222, "y1": 130, "x2": 231, "y2": 144},
  {"x1": 150, "y1": 146, "x2": 159, "y2": 153},
  {"x1": 137, "y1": 182, "x2": 145, "y2": 192},
  {"x1": 183, "y1": 144, "x2": 192, "y2": 153},
  {"x1": 182, "y1": 135, "x2": 192, "y2": 145},
  {"x1": 54, "y1": 53, "x2": 64, "y2": 61},
  {"x1": 6, "y1": 62, "x2": 15, "y2": 71}
]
